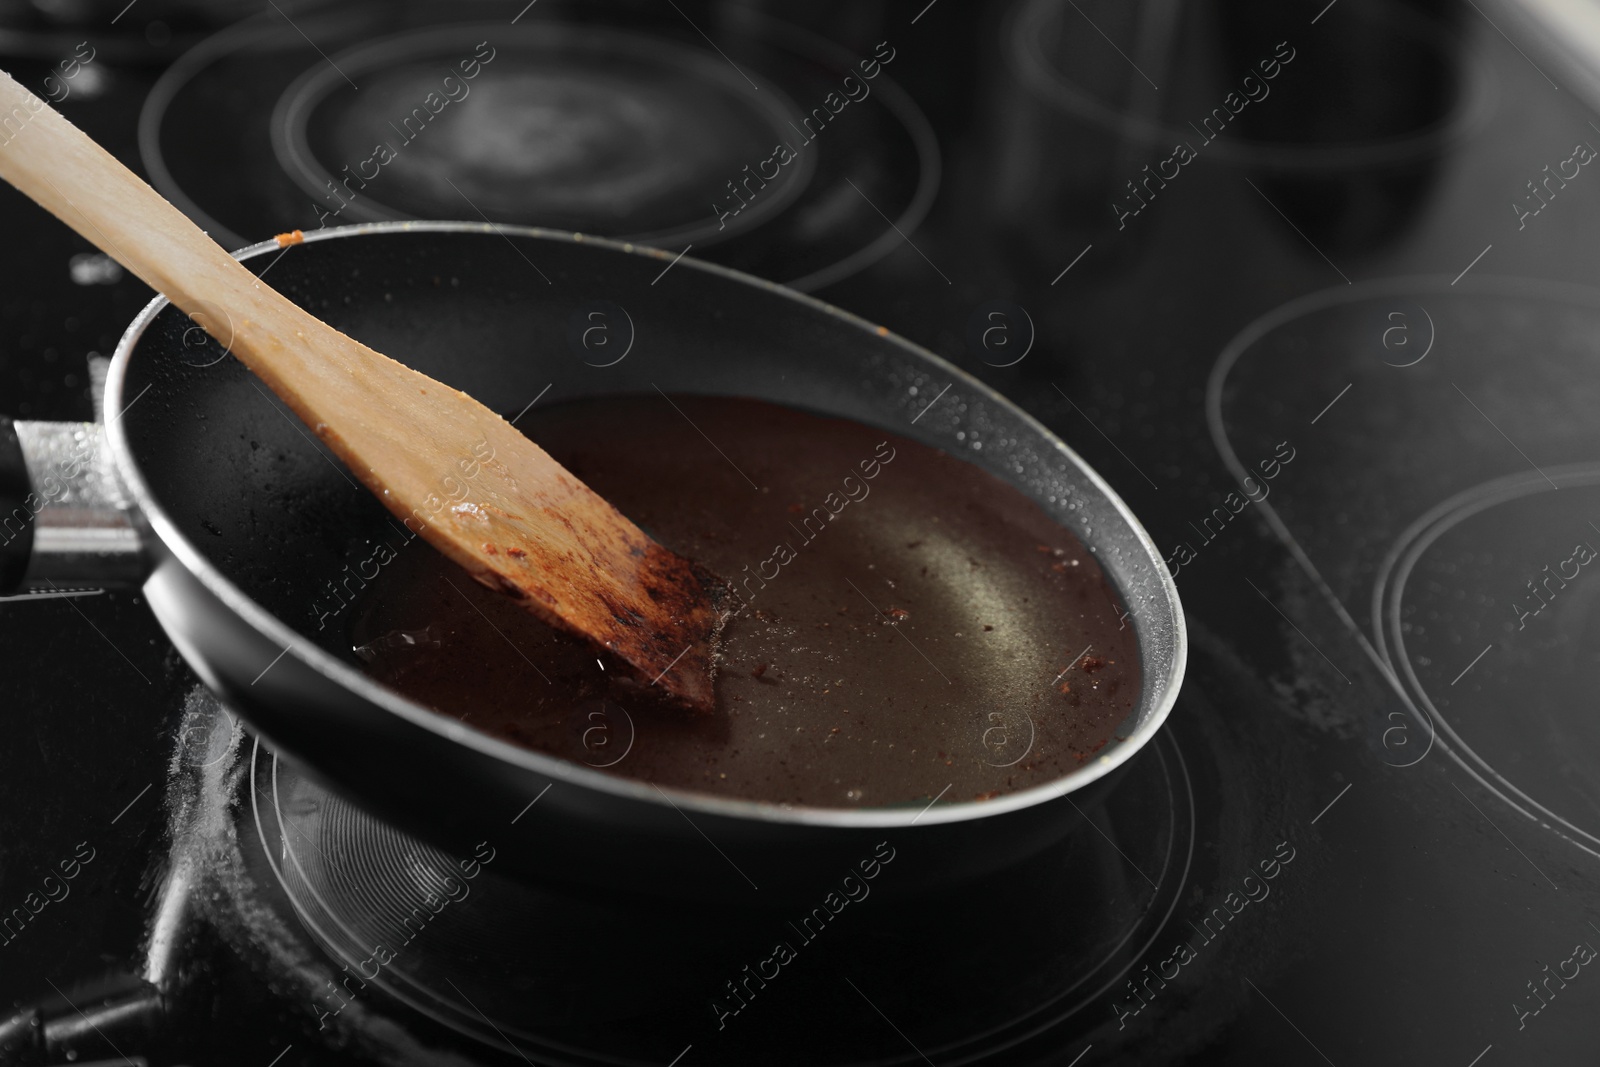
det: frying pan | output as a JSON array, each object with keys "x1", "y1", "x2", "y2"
[{"x1": 0, "y1": 222, "x2": 1185, "y2": 903}]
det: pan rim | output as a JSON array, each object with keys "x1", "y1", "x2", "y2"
[{"x1": 105, "y1": 219, "x2": 1186, "y2": 829}]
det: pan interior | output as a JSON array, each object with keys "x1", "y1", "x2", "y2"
[{"x1": 118, "y1": 227, "x2": 1180, "y2": 813}]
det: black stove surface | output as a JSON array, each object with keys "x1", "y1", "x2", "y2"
[{"x1": 2, "y1": 0, "x2": 1599, "y2": 1064}]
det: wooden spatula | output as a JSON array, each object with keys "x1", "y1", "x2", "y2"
[{"x1": 0, "y1": 70, "x2": 728, "y2": 711}]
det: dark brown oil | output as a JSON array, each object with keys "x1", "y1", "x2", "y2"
[{"x1": 350, "y1": 396, "x2": 1139, "y2": 809}]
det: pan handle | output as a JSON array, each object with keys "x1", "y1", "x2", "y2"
[{"x1": 0, "y1": 418, "x2": 146, "y2": 597}]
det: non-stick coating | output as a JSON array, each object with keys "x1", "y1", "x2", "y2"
[{"x1": 114, "y1": 224, "x2": 1184, "y2": 902}]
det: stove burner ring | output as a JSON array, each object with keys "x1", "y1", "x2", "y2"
[
  {"x1": 249, "y1": 733, "x2": 1192, "y2": 1065},
  {"x1": 1376, "y1": 465, "x2": 1600, "y2": 862},
  {"x1": 139, "y1": 7, "x2": 934, "y2": 291},
  {"x1": 269, "y1": 22, "x2": 815, "y2": 248},
  {"x1": 1208, "y1": 277, "x2": 1600, "y2": 865},
  {"x1": 1007, "y1": 0, "x2": 1494, "y2": 171}
]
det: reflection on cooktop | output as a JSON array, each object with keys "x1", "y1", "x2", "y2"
[{"x1": 991, "y1": 0, "x2": 1492, "y2": 266}]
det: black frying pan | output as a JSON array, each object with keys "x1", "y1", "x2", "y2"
[{"x1": 0, "y1": 223, "x2": 1185, "y2": 903}]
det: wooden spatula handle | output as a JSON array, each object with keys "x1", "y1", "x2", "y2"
[
  {"x1": 0, "y1": 69, "x2": 412, "y2": 439},
  {"x1": 0, "y1": 71, "x2": 281, "y2": 335}
]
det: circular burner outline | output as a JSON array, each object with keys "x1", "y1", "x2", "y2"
[
  {"x1": 137, "y1": 7, "x2": 941, "y2": 292},
  {"x1": 926, "y1": 732, "x2": 1195, "y2": 1066},
  {"x1": 250, "y1": 731, "x2": 1192, "y2": 1065},
  {"x1": 269, "y1": 21, "x2": 817, "y2": 249},
  {"x1": 137, "y1": 7, "x2": 351, "y2": 249},
  {"x1": 1007, "y1": 0, "x2": 1496, "y2": 171},
  {"x1": 750, "y1": 9, "x2": 942, "y2": 294},
  {"x1": 1375, "y1": 463, "x2": 1600, "y2": 862},
  {"x1": 249, "y1": 738, "x2": 626, "y2": 1063},
  {"x1": 1207, "y1": 275, "x2": 1600, "y2": 857}
]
